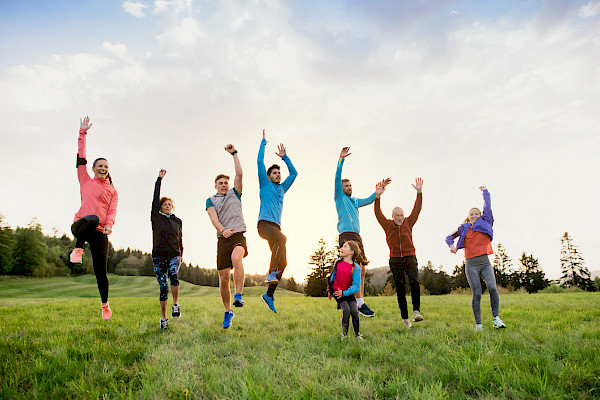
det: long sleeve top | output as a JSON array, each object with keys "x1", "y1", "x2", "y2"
[
  {"x1": 257, "y1": 138, "x2": 298, "y2": 226},
  {"x1": 74, "y1": 130, "x2": 118, "y2": 232},
  {"x1": 334, "y1": 158, "x2": 376, "y2": 234},
  {"x1": 374, "y1": 193, "x2": 422, "y2": 258},
  {"x1": 445, "y1": 189, "x2": 494, "y2": 252},
  {"x1": 329, "y1": 258, "x2": 361, "y2": 297},
  {"x1": 151, "y1": 177, "x2": 183, "y2": 258}
]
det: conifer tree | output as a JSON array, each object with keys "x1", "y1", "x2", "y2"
[
  {"x1": 560, "y1": 232, "x2": 594, "y2": 291},
  {"x1": 492, "y1": 243, "x2": 513, "y2": 289},
  {"x1": 305, "y1": 238, "x2": 336, "y2": 297},
  {"x1": 518, "y1": 252, "x2": 549, "y2": 293}
]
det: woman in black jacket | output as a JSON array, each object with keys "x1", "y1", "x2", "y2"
[{"x1": 151, "y1": 169, "x2": 183, "y2": 330}]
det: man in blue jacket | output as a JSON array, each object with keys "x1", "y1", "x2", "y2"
[
  {"x1": 334, "y1": 146, "x2": 379, "y2": 317},
  {"x1": 258, "y1": 129, "x2": 298, "y2": 313}
]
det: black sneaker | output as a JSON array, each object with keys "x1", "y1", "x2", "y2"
[
  {"x1": 358, "y1": 304, "x2": 375, "y2": 317},
  {"x1": 172, "y1": 304, "x2": 180, "y2": 318},
  {"x1": 160, "y1": 318, "x2": 168, "y2": 330}
]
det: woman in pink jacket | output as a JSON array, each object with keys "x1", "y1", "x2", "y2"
[{"x1": 70, "y1": 116, "x2": 118, "y2": 321}]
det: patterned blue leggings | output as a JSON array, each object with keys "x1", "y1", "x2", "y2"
[{"x1": 153, "y1": 256, "x2": 181, "y2": 301}]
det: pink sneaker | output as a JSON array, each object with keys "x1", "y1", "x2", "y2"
[
  {"x1": 101, "y1": 303, "x2": 112, "y2": 321},
  {"x1": 70, "y1": 248, "x2": 84, "y2": 263}
]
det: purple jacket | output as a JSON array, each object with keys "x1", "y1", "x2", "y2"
[{"x1": 445, "y1": 189, "x2": 493, "y2": 250}]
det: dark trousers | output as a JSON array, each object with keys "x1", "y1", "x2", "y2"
[
  {"x1": 338, "y1": 296, "x2": 360, "y2": 335},
  {"x1": 390, "y1": 256, "x2": 420, "y2": 319},
  {"x1": 257, "y1": 220, "x2": 287, "y2": 277},
  {"x1": 71, "y1": 215, "x2": 109, "y2": 303}
]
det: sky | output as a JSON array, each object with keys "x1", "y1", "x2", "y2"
[{"x1": 1, "y1": 0, "x2": 599, "y2": 281}]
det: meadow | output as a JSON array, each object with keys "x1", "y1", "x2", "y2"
[{"x1": 1, "y1": 275, "x2": 599, "y2": 399}]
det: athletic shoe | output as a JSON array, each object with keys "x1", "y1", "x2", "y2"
[
  {"x1": 358, "y1": 304, "x2": 375, "y2": 317},
  {"x1": 233, "y1": 293, "x2": 244, "y2": 307},
  {"x1": 355, "y1": 333, "x2": 365, "y2": 340},
  {"x1": 101, "y1": 303, "x2": 112, "y2": 321},
  {"x1": 70, "y1": 248, "x2": 84, "y2": 263},
  {"x1": 492, "y1": 316, "x2": 506, "y2": 329},
  {"x1": 402, "y1": 319, "x2": 412, "y2": 329},
  {"x1": 160, "y1": 318, "x2": 168, "y2": 330},
  {"x1": 265, "y1": 271, "x2": 280, "y2": 283},
  {"x1": 222, "y1": 311, "x2": 234, "y2": 329},
  {"x1": 261, "y1": 293, "x2": 277, "y2": 313},
  {"x1": 413, "y1": 310, "x2": 424, "y2": 322},
  {"x1": 475, "y1": 324, "x2": 484, "y2": 331},
  {"x1": 340, "y1": 333, "x2": 348, "y2": 340},
  {"x1": 172, "y1": 304, "x2": 180, "y2": 318}
]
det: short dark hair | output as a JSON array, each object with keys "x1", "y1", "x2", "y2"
[
  {"x1": 267, "y1": 164, "x2": 280, "y2": 176},
  {"x1": 215, "y1": 174, "x2": 230, "y2": 184},
  {"x1": 342, "y1": 179, "x2": 350, "y2": 184}
]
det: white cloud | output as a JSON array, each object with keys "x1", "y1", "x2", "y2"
[
  {"x1": 579, "y1": 1, "x2": 600, "y2": 17},
  {"x1": 122, "y1": 1, "x2": 148, "y2": 18},
  {"x1": 157, "y1": 17, "x2": 203, "y2": 46},
  {"x1": 102, "y1": 42, "x2": 127, "y2": 57}
]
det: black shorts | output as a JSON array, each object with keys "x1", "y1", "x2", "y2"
[
  {"x1": 216, "y1": 232, "x2": 248, "y2": 271},
  {"x1": 338, "y1": 232, "x2": 365, "y2": 258}
]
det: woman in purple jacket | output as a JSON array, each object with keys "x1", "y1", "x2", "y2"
[{"x1": 446, "y1": 186, "x2": 506, "y2": 331}]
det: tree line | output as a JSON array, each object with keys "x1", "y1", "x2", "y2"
[
  {"x1": 304, "y1": 234, "x2": 598, "y2": 297},
  {"x1": 0, "y1": 215, "x2": 301, "y2": 292}
]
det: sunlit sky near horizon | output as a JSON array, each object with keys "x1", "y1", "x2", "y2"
[{"x1": 1, "y1": 0, "x2": 599, "y2": 281}]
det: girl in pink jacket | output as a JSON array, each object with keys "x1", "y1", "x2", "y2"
[{"x1": 70, "y1": 116, "x2": 118, "y2": 321}]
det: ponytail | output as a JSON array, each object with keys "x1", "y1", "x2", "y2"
[{"x1": 107, "y1": 172, "x2": 114, "y2": 187}]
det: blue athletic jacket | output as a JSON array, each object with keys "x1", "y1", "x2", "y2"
[
  {"x1": 334, "y1": 158, "x2": 376, "y2": 234},
  {"x1": 445, "y1": 189, "x2": 494, "y2": 250},
  {"x1": 257, "y1": 138, "x2": 298, "y2": 226},
  {"x1": 328, "y1": 258, "x2": 361, "y2": 297}
]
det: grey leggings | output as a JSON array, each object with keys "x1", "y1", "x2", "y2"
[
  {"x1": 465, "y1": 255, "x2": 499, "y2": 324},
  {"x1": 339, "y1": 298, "x2": 360, "y2": 335}
]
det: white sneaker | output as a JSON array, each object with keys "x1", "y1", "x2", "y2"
[
  {"x1": 403, "y1": 319, "x2": 412, "y2": 329},
  {"x1": 492, "y1": 316, "x2": 506, "y2": 329},
  {"x1": 475, "y1": 323, "x2": 484, "y2": 331},
  {"x1": 355, "y1": 333, "x2": 365, "y2": 340},
  {"x1": 413, "y1": 310, "x2": 424, "y2": 322}
]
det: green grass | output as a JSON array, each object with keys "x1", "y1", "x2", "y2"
[{"x1": 1, "y1": 277, "x2": 599, "y2": 399}]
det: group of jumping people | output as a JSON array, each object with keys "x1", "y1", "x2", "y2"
[{"x1": 70, "y1": 117, "x2": 506, "y2": 337}]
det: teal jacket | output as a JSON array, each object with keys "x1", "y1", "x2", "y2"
[
  {"x1": 257, "y1": 138, "x2": 298, "y2": 226},
  {"x1": 329, "y1": 258, "x2": 361, "y2": 297},
  {"x1": 334, "y1": 158, "x2": 375, "y2": 234}
]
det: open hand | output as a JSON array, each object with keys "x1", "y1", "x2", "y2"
[
  {"x1": 80, "y1": 116, "x2": 93, "y2": 132},
  {"x1": 262, "y1": 129, "x2": 266, "y2": 141},
  {"x1": 276, "y1": 143, "x2": 287, "y2": 158},
  {"x1": 479, "y1": 186, "x2": 487, "y2": 191},
  {"x1": 412, "y1": 177, "x2": 423, "y2": 193},
  {"x1": 158, "y1": 169, "x2": 167, "y2": 178},
  {"x1": 340, "y1": 147, "x2": 351, "y2": 159},
  {"x1": 333, "y1": 289, "x2": 343, "y2": 298}
]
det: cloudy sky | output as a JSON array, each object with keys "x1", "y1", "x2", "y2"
[{"x1": 1, "y1": 0, "x2": 599, "y2": 281}]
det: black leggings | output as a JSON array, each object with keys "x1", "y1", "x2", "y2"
[
  {"x1": 258, "y1": 221, "x2": 287, "y2": 296},
  {"x1": 339, "y1": 296, "x2": 360, "y2": 335},
  {"x1": 390, "y1": 256, "x2": 420, "y2": 319},
  {"x1": 71, "y1": 215, "x2": 110, "y2": 303}
]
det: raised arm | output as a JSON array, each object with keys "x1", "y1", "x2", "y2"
[
  {"x1": 407, "y1": 177, "x2": 423, "y2": 225},
  {"x1": 374, "y1": 179, "x2": 389, "y2": 227},
  {"x1": 278, "y1": 143, "x2": 298, "y2": 192},
  {"x1": 152, "y1": 170, "x2": 166, "y2": 219},
  {"x1": 257, "y1": 130, "x2": 268, "y2": 187},
  {"x1": 225, "y1": 144, "x2": 243, "y2": 194},
  {"x1": 76, "y1": 116, "x2": 93, "y2": 184},
  {"x1": 480, "y1": 186, "x2": 493, "y2": 224},
  {"x1": 334, "y1": 147, "x2": 350, "y2": 199}
]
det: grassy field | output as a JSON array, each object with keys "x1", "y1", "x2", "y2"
[{"x1": 1, "y1": 276, "x2": 599, "y2": 399}]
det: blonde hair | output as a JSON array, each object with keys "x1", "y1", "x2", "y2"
[{"x1": 465, "y1": 208, "x2": 481, "y2": 223}]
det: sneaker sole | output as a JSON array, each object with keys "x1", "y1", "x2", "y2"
[
  {"x1": 233, "y1": 301, "x2": 244, "y2": 307},
  {"x1": 494, "y1": 325, "x2": 506, "y2": 329},
  {"x1": 265, "y1": 279, "x2": 279, "y2": 284},
  {"x1": 413, "y1": 316, "x2": 424, "y2": 322},
  {"x1": 358, "y1": 312, "x2": 375, "y2": 317}
]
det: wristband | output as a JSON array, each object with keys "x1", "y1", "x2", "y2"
[{"x1": 231, "y1": 150, "x2": 238, "y2": 155}]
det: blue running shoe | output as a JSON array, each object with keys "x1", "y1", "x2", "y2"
[
  {"x1": 233, "y1": 293, "x2": 244, "y2": 307},
  {"x1": 265, "y1": 271, "x2": 280, "y2": 283},
  {"x1": 358, "y1": 303, "x2": 375, "y2": 317},
  {"x1": 222, "y1": 311, "x2": 234, "y2": 329},
  {"x1": 261, "y1": 293, "x2": 277, "y2": 313}
]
